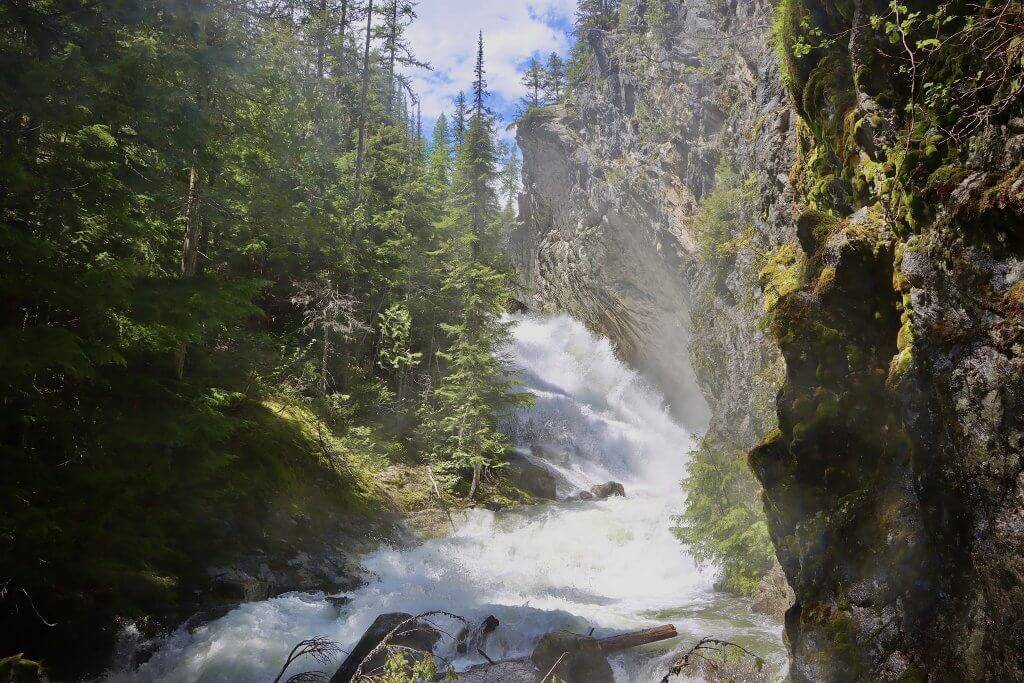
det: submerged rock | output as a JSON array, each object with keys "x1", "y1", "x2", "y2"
[
  {"x1": 530, "y1": 630, "x2": 614, "y2": 683},
  {"x1": 506, "y1": 452, "x2": 558, "y2": 500},
  {"x1": 457, "y1": 658, "x2": 539, "y2": 683},
  {"x1": 589, "y1": 482, "x2": 625, "y2": 499}
]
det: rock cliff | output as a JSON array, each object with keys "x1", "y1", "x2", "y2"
[
  {"x1": 509, "y1": 0, "x2": 794, "y2": 596},
  {"x1": 750, "y1": 1, "x2": 1024, "y2": 679},
  {"x1": 512, "y1": 0, "x2": 1024, "y2": 679}
]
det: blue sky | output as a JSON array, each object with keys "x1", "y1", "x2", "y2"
[{"x1": 404, "y1": 0, "x2": 577, "y2": 141}]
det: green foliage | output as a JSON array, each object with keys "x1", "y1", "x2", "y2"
[
  {"x1": 674, "y1": 439, "x2": 775, "y2": 595},
  {"x1": 644, "y1": 0, "x2": 670, "y2": 41},
  {"x1": 684, "y1": 164, "x2": 778, "y2": 596},
  {"x1": 378, "y1": 303, "x2": 422, "y2": 372},
  {"x1": 373, "y1": 650, "x2": 452, "y2": 683},
  {"x1": 0, "y1": 0, "x2": 524, "y2": 674},
  {"x1": 692, "y1": 164, "x2": 758, "y2": 262}
]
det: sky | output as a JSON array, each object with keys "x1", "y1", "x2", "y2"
[{"x1": 403, "y1": 0, "x2": 577, "y2": 142}]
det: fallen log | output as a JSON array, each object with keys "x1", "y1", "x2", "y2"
[{"x1": 597, "y1": 624, "x2": 678, "y2": 653}]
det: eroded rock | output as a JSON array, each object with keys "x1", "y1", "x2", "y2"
[{"x1": 530, "y1": 631, "x2": 614, "y2": 683}]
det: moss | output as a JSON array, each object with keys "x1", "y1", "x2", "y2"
[
  {"x1": 830, "y1": 610, "x2": 861, "y2": 667},
  {"x1": 796, "y1": 208, "x2": 839, "y2": 255},
  {"x1": 760, "y1": 242, "x2": 807, "y2": 312},
  {"x1": 814, "y1": 266, "x2": 836, "y2": 296},
  {"x1": 888, "y1": 348, "x2": 914, "y2": 386},
  {"x1": 898, "y1": 667, "x2": 928, "y2": 683},
  {"x1": 0, "y1": 655, "x2": 47, "y2": 683},
  {"x1": 771, "y1": 0, "x2": 807, "y2": 93},
  {"x1": 1007, "y1": 281, "x2": 1024, "y2": 312},
  {"x1": 801, "y1": 52, "x2": 857, "y2": 147}
]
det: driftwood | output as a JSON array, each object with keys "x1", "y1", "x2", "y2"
[
  {"x1": 597, "y1": 624, "x2": 678, "y2": 653},
  {"x1": 457, "y1": 623, "x2": 680, "y2": 683}
]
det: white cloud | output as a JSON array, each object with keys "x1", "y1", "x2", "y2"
[{"x1": 404, "y1": 0, "x2": 575, "y2": 126}]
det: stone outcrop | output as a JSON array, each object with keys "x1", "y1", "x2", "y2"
[
  {"x1": 512, "y1": 0, "x2": 1023, "y2": 679},
  {"x1": 509, "y1": 0, "x2": 794, "y2": 452},
  {"x1": 748, "y1": 1, "x2": 1024, "y2": 679},
  {"x1": 509, "y1": 0, "x2": 795, "y2": 614}
]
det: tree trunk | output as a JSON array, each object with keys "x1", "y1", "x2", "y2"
[
  {"x1": 180, "y1": 161, "x2": 204, "y2": 278},
  {"x1": 353, "y1": 0, "x2": 374, "y2": 205},
  {"x1": 468, "y1": 461, "x2": 482, "y2": 500},
  {"x1": 849, "y1": 0, "x2": 868, "y2": 97},
  {"x1": 176, "y1": 158, "x2": 205, "y2": 379},
  {"x1": 315, "y1": 0, "x2": 329, "y2": 82},
  {"x1": 597, "y1": 625, "x2": 678, "y2": 653},
  {"x1": 386, "y1": 0, "x2": 398, "y2": 114},
  {"x1": 321, "y1": 319, "x2": 330, "y2": 396}
]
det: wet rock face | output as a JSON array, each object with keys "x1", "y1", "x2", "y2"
[
  {"x1": 510, "y1": 0, "x2": 794, "y2": 434},
  {"x1": 514, "y1": 0, "x2": 1023, "y2": 679},
  {"x1": 530, "y1": 630, "x2": 614, "y2": 683},
  {"x1": 748, "y1": 1, "x2": 1024, "y2": 679}
]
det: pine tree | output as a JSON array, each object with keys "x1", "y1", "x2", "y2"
[
  {"x1": 520, "y1": 56, "x2": 545, "y2": 109},
  {"x1": 452, "y1": 91, "x2": 468, "y2": 147},
  {"x1": 542, "y1": 52, "x2": 567, "y2": 102},
  {"x1": 575, "y1": 0, "x2": 620, "y2": 31},
  {"x1": 427, "y1": 114, "x2": 453, "y2": 193},
  {"x1": 0, "y1": 0, "x2": 530, "y2": 667},
  {"x1": 498, "y1": 143, "x2": 522, "y2": 213},
  {"x1": 354, "y1": 0, "x2": 376, "y2": 203}
]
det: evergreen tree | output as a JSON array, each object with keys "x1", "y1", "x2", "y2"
[
  {"x1": 460, "y1": 32, "x2": 499, "y2": 258},
  {"x1": 452, "y1": 91, "x2": 468, "y2": 147},
  {"x1": 575, "y1": 0, "x2": 620, "y2": 32},
  {"x1": 520, "y1": 56, "x2": 546, "y2": 109},
  {"x1": 543, "y1": 52, "x2": 567, "y2": 102},
  {"x1": 427, "y1": 114, "x2": 453, "y2": 193},
  {"x1": 0, "y1": 0, "x2": 525, "y2": 670},
  {"x1": 499, "y1": 143, "x2": 523, "y2": 214}
]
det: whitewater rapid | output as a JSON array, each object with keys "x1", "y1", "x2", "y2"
[{"x1": 112, "y1": 314, "x2": 784, "y2": 682}]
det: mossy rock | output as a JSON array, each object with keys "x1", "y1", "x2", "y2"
[
  {"x1": 801, "y1": 52, "x2": 856, "y2": 147},
  {"x1": 796, "y1": 209, "x2": 839, "y2": 255},
  {"x1": 0, "y1": 655, "x2": 47, "y2": 683}
]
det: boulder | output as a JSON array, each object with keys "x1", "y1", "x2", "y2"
[
  {"x1": 506, "y1": 453, "x2": 557, "y2": 500},
  {"x1": 0, "y1": 655, "x2": 47, "y2": 683},
  {"x1": 530, "y1": 631, "x2": 614, "y2": 683},
  {"x1": 330, "y1": 613, "x2": 441, "y2": 683},
  {"x1": 456, "y1": 615, "x2": 500, "y2": 654},
  {"x1": 589, "y1": 482, "x2": 625, "y2": 499},
  {"x1": 457, "y1": 658, "x2": 539, "y2": 683},
  {"x1": 206, "y1": 567, "x2": 272, "y2": 603},
  {"x1": 750, "y1": 560, "x2": 795, "y2": 621}
]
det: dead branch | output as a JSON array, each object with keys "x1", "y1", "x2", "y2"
[
  {"x1": 660, "y1": 637, "x2": 765, "y2": 683},
  {"x1": 275, "y1": 637, "x2": 345, "y2": 683}
]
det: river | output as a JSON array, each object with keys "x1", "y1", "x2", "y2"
[{"x1": 111, "y1": 314, "x2": 785, "y2": 682}]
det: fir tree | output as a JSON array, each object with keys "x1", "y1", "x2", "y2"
[
  {"x1": 452, "y1": 91, "x2": 468, "y2": 147},
  {"x1": 543, "y1": 52, "x2": 567, "y2": 102},
  {"x1": 520, "y1": 56, "x2": 546, "y2": 109},
  {"x1": 427, "y1": 114, "x2": 453, "y2": 193}
]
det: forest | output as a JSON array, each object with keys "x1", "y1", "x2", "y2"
[{"x1": 1, "y1": 0, "x2": 538, "y2": 674}]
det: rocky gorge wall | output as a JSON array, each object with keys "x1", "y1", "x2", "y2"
[
  {"x1": 508, "y1": 0, "x2": 796, "y2": 593},
  {"x1": 511, "y1": 0, "x2": 1024, "y2": 680},
  {"x1": 509, "y1": 0, "x2": 794, "y2": 433}
]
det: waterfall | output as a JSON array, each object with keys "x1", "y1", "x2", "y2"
[{"x1": 111, "y1": 314, "x2": 783, "y2": 682}]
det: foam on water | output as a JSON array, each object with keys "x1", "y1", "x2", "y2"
[{"x1": 112, "y1": 314, "x2": 784, "y2": 682}]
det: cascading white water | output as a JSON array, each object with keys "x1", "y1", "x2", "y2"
[{"x1": 112, "y1": 314, "x2": 784, "y2": 682}]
